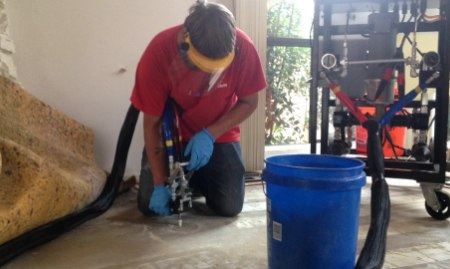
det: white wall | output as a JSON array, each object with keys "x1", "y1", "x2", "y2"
[{"x1": 7, "y1": 0, "x2": 234, "y2": 176}]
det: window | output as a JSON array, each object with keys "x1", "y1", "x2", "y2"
[{"x1": 265, "y1": 0, "x2": 314, "y2": 145}]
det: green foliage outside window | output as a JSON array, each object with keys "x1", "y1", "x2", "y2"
[{"x1": 266, "y1": 0, "x2": 312, "y2": 145}]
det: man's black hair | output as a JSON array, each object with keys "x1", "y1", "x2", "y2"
[{"x1": 184, "y1": 1, "x2": 236, "y2": 59}]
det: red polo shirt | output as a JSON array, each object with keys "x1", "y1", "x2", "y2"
[{"x1": 131, "y1": 25, "x2": 267, "y2": 143}]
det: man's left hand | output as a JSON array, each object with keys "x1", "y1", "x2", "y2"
[{"x1": 184, "y1": 128, "x2": 215, "y2": 171}]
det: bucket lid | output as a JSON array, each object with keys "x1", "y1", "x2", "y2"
[{"x1": 263, "y1": 154, "x2": 366, "y2": 191}]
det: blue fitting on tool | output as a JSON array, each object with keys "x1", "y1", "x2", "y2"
[{"x1": 162, "y1": 101, "x2": 175, "y2": 157}]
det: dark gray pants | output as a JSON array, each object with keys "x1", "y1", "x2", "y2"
[{"x1": 138, "y1": 142, "x2": 245, "y2": 217}]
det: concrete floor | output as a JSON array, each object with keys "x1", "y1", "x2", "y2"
[{"x1": 4, "y1": 180, "x2": 450, "y2": 269}]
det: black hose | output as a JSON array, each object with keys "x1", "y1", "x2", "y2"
[
  {"x1": 356, "y1": 120, "x2": 391, "y2": 269},
  {"x1": 356, "y1": 177, "x2": 391, "y2": 269},
  {"x1": 0, "y1": 104, "x2": 140, "y2": 266}
]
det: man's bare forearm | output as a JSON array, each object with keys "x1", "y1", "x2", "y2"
[
  {"x1": 207, "y1": 92, "x2": 259, "y2": 139},
  {"x1": 143, "y1": 114, "x2": 167, "y2": 186}
]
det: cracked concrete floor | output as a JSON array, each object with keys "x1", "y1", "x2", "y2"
[{"x1": 4, "y1": 180, "x2": 450, "y2": 269}]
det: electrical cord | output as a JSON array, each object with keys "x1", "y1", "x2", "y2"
[
  {"x1": 401, "y1": 14, "x2": 406, "y2": 23},
  {"x1": 405, "y1": 35, "x2": 425, "y2": 56},
  {"x1": 384, "y1": 128, "x2": 400, "y2": 160},
  {"x1": 399, "y1": 15, "x2": 414, "y2": 49}
]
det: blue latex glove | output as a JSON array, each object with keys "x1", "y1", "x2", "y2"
[
  {"x1": 184, "y1": 128, "x2": 215, "y2": 171},
  {"x1": 149, "y1": 186, "x2": 171, "y2": 216}
]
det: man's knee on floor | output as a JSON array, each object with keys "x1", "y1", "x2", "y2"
[
  {"x1": 137, "y1": 198, "x2": 153, "y2": 216},
  {"x1": 208, "y1": 196, "x2": 244, "y2": 217},
  {"x1": 137, "y1": 181, "x2": 154, "y2": 216},
  {"x1": 137, "y1": 164, "x2": 154, "y2": 217}
]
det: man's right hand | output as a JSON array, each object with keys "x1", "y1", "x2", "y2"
[{"x1": 149, "y1": 186, "x2": 171, "y2": 216}]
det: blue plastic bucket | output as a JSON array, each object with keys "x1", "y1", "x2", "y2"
[{"x1": 263, "y1": 154, "x2": 366, "y2": 269}]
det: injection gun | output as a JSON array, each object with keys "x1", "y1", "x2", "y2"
[
  {"x1": 162, "y1": 100, "x2": 193, "y2": 226},
  {"x1": 168, "y1": 161, "x2": 192, "y2": 226}
]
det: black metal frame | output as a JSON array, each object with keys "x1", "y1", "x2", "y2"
[{"x1": 309, "y1": 0, "x2": 450, "y2": 183}]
